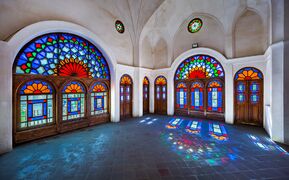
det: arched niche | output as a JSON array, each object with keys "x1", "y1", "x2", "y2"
[
  {"x1": 173, "y1": 14, "x2": 225, "y2": 61},
  {"x1": 234, "y1": 10, "x2": 267, "y2": 57}
]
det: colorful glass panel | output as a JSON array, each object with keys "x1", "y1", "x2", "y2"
[
  {"x1": 191, "y1": 82, "x2": 204, "y2": 110},
  {"x1": 175, "y1": 55, "x2": 224, "y2": 80},
  {"x1": 91, "y1": 82, "x2": 108, "y2": 115},
  {"x1": 155, "y1": 76, "x2": 167, "y2": 85},
  {"x1": 62, "y1": 81, "x2": 85, "y2": 93},
  {"x1": 235, "y1": 67, "x2": 263, "y2": 80},
  {"x1": 19, "y1": 80, "x2": 53, "y2": 128},
  {"x1": 236, "y1": 82, "x2": 246, "y2": 103},
  {"x1": 62, "y1": 81, "x2": 85, "y2": 121},
  {"x1": 176, "y1": 82, "x2": 187, "y2": 109},
  {"x1": 250, "y1": 82, "x2": 260, "y2": 104},
  {"x1": 207, "y1": 80, "x2": 223, "y2": 112},
  {"x1": 15, "y1": 33, "x2": 110, "y2": 79},
  {"x1": 115, "y1": 20, "x2": 125, "y2": 33},
  {"x1": 188, "y1": 18, "x2": 203, "y2": 33},
  {"x1": 143, "y1": 77, "x2": 149, "y2": 85},
  {"x1": 120, "y1": 75, "x2": 132, "y2": 85},
  {"x1": 20, "y1": 80, "x2": 53, "y2": 94}
]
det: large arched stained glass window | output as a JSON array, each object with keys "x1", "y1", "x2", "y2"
[
  {"x1": 175, "y1": 55, "x2": 224, "y2": 80},
  {"x1": 19, "y1": 80, "x2": 54, "y2": 129},
  {"x1": 62, "y1": 81, "x2": 85, "y2": 121},
  {"x1": 14, "y1": 33, "x2": 110, "y2": 79},
  {"x1": 90, "y1": 82, "x2": 108, "y2": 115},
  {"x1": 176, "y1": 82, "x2": 187, "y2": 109},
  {"x1": 191, "y1": 82, "x2": 204, "y2": 110},
  {"x1": 207, "y1": 80, "x2": 223, "y2": 112}
]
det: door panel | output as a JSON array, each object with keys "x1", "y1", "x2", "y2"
[
  {"x1": 120, "y1": 85, "x2": 132, "y2": 119},
  {"x1": 143, "y1": 84, "x2": 149, "y2": 114},
  {"x1": 235, "y1": 80, "x2": 263, "y2": 126},
  {"x1": 155, "y1": 85, "x2": 167, "y2": 114}
]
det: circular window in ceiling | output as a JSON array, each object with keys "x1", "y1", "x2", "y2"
[
  {"x1": 115, "y1": 20, "x2": 125, "y2": 33},
  {"x1": 188, "y1": 18, "x2": 203, "y2": 33}
]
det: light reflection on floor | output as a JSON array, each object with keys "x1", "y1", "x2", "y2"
[
  {"x1": 248, "y1": 134, "x2": 288, "y2": 155},
  {"x1": 139, "y1": 117, "x2": 158, "y2": 125},
  {"x1": 160, "y1": 117, "x2": 288, "y2": 166}
]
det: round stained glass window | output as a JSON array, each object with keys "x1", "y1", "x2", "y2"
[
  {"x1": 115, "y1": 20, "x2": 125, "y2": 33},
  {"x1": 188, "y1": 18, "x2": 203, "y2": 33}
]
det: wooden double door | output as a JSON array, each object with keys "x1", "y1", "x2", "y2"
[
  {"x1": 155, "y1": 84, "x2": 167, "y2": 114},
  {"x1": 120, "y1": 84, "x2": 132, "y2": 120},
  {"x1": 234, "y1": 80, "x2": 263, "y2": 126},
  {"x1": 143, "y1": 83, "x2": 149, "y2": 114}
]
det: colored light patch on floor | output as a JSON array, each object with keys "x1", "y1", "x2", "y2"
[
  {"x1": 185, "y1": 120, "x2": 202, "y2": 134},
  {"x1": 160, "y1": 131, "x2": 238, "y2": 166},
  {"x1": 248, "y1": 135, "x2": 289, "y2": 155},
  {"x1": 209, "y1": 123, "x2": 228, "y2": 141},
  {"x1": 166, "y1": 118, "x2": 183, "y2": 129}
]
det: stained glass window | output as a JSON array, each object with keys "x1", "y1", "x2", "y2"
[
  {"x1": 115, "y1": 20, "x2": 125, "y2": 33},
  {"x1": 176, "y1": 82, "x2": 187, "y2": 109},
  {"x1": 120, "y1": 75, "x2": 132, "y2": 85},
  {"x1": 235, "y1": 67, "x2": 263, "y2": 80},
  {"x1": 188, "y1": 18, "x2": 203, "y2": 33},
  {"x1": 236, "y1": 82, "x2": 246, "y2": 103},
  {"x1": 90, "y1": 82, "x2": 108, "y2": 115},
  {"x1": 19, "y1": 80, "x2": 54, "y2": 128},
  {"x1": 191, "y1": 82, "x2": 204, "y2": 110},
  {"x1": 207, "y1": 80, "x2": 223, "y2": 112},
  {"x1": 175, "y1": 55, "x2": 224, "y2": 80},
  {"x1": 14, "y1": 33, "x2": 110, "y2": 80},
  {"x1": 62, "y1": 81, "x2": 85, "y2": 121},
  {"x1": 250, "y1": 82, "x2": 260, "y2": 103},
  {"x1": 155, "y1": 76, "x2": 167, "y2": 85}
]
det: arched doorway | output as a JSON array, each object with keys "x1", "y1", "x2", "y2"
[
  {"x1": 155, "y1": 76, "x2": 167, "y2": 115},
  {"x1": 174, "y1": 55, "x2": 225, "y2": 120},
  {"x1": 13, "y1": 33, "x2": 111, "y2": 144},
  {"x1": 120, "y1": 74, "x2": 133, "y2": 120},
  {"x1": 143, "y1": 77, "x2": 150, "y2": 114},
  {"x1": 234, "y1": 67, "x2": 263, "y2": 126}
]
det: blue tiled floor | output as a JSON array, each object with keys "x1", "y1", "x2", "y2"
[{"x1": 0, "y1": 115, "x2": 289, "y2": 180}]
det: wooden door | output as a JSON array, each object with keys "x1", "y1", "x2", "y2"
[
  {"x1": 234, "y1": 67, "x2": 263, "y2": 126},
  {"x1": 155, "y1": 76, "x2": 167, "y2": 115},
  {"x1": 235, "y1": 80, "x2": 263, "y2": 126},
  {"x1": 120, "y1": 75, "x2": 133, "y2": 120},
  {"x1": 143, "y1": 83, "x2": 149, "y2": 114},
  {"x1": 155, "y1": 84, "x2": 167, "y2": 114}
]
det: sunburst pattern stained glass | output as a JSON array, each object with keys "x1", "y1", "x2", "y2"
[
  {"x1": 15, "y1": 33, "x2": 110, "y2": 79},
  {"x1": 175, "y1": 55, "x2": 224, "y2": 80}
]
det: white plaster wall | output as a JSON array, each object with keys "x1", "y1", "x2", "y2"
[
  {"x1": 0, "y1": 41, "x2": 13, "y2": 154},
  {"x1": 270, "y1": 42, "x2": 284, "y2": 142}
]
